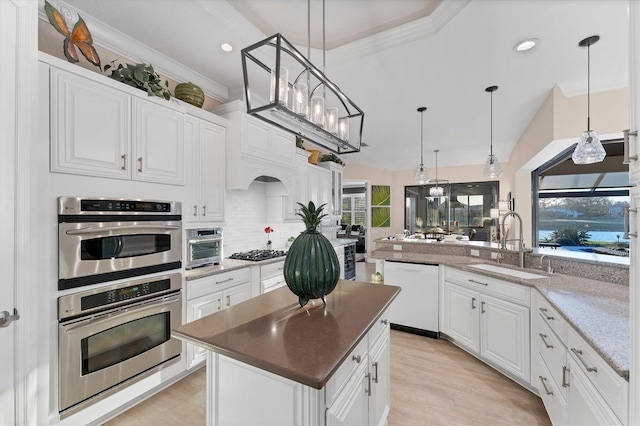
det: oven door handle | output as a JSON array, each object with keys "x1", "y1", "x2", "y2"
[
  {"x1": 66, "y1": 225, "x2": 181, "y2": 235},
  {"x1": 188, "y1": 238, "x2": 221, "y2": 244},
  {"x1": 61, "y1": 295, "x2": 181, "y2": 333}
]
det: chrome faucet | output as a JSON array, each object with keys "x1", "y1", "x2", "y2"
[
  {"x1": 501, "y1": 211, "x2": 526, "y2": 268},
  {"x1": 540, "y1": 255, "x2": 553, "y2": 274}
]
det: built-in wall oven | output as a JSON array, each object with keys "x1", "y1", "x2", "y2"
[
  {"x1": 57, "y1": 197, "x2": 184, "y2": 417},
  {"x1": 58, "y1": 197, "x2": 182, "y2": 290},
  {"x1": 58, "y1": 273, "x2": 182, "y2": 415}
]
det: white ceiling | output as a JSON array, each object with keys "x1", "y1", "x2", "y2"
[{"x1": 57, "y1": 0, "x2": 630, "y2": 171}]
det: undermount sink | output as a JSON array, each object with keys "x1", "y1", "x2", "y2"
[{"x1": 468, "y1": 264, "x2": 546, "y2": 279}]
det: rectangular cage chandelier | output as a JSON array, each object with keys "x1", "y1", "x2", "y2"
[{"x1": 241, "y1": 33, "x2": 364, "y2": 154}]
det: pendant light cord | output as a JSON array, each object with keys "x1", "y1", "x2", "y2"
[
  {"x1": 587, "y1": 43, "x2": 591, "y2": 131},
  {"x1": 435, "y1": 150, "x2": 438, "y2": 181},
  {"x1": 490, "y1": 90, "x2": 493, "y2": 158},
  {"x1": 420, "y1": 111, "x2": 424, "y2": 166}
]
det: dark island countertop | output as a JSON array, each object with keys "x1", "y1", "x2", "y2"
[{"x1": 173, "y1": 280, "x2": 401, "y2": 389}]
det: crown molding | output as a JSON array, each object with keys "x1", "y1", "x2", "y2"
[
  {"x1": 327, "y1": 0, "x2": 470, "y2": 66},
  {"x1": 38, "y1": 0, "x2": 229, "y2": 102}
]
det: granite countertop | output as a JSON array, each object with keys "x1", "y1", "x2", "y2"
[
  {"x1": 173, "y1": 280, "x2": 401, "y2": 389},
  {"x1": 371, "y1": 249, "x2": 630, "y2": 380},
  {"x1": 185, "y1": 257, "x2": 286, "y2": 281}
]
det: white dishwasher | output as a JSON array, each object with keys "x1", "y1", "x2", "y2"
[{"x1": 383, "y1": 261, "x2": 439, "y2": 338}]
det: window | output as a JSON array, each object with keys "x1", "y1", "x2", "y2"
[
  {"x1": 532, "y1": 141, "x2": 630, "y2": 252},
  {"x1": 405, "y1": 181, "x2": 499, "y2": 241},
  {"x1": 342, "y1": 194, "x2": 366, "y2": 226}
]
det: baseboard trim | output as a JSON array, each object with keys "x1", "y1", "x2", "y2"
[{"x1": 390, "y1": 323, "x2": 439, "y2": 339}]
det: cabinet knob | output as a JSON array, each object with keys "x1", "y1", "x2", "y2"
[
  {"x1": 381, "y1": 319, "x2": 388, "y2": 325},
  {"x1": 352, "y1": 354, "x2": 361, "y2": 363}
]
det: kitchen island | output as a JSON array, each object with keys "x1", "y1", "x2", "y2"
[{"x1": 173, "y1": 279, "x2": 400, "y2": 425}]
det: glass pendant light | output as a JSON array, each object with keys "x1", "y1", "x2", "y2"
[
  {"x1": 572, "y1": 35, "x2": 606, "y2": 164},
  {"x1": 429, "y1": 149, "x2": 444, "y2": 196},
  {"x1": 483, "y1": 85, "x2": 503, "y2": 178},
  {"x1": 414, "y1": 107, "x2": 429, "y2": 185}
]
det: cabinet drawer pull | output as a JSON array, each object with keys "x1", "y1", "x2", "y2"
[
  {"x1": 381, "y1": 319, "x2": 388, "y2": 325},
  {"x1": 571, "y1": 348, "x2": 598, "y2": 373},
  {"x1": 480, "y1": 301, "x2": 486, "y2": 314},
  {"x1": 216, "y1": 277, "x2": 234, "y2": 285},
  {"x1": 468, "y1": 279, "x2": 488, "y2": 286},
  {"x1": 137, "y1": 156, "x2": 143, "y2": 172},
  {"x1": 226, "y1": 295, "x2": 230, "y2": 307},
  {"x1": 538, "y1": 376, "x2": 554, "y2": 396},
  {"x1": 471, "y1": 298, "x2": 476, "y2": 310},
  {"x1": 539, "y1": 307, "x2": 554, "y2": 320},
  {"x1": 562, "y1": 366, "x2": 569, "y2": 388},
  {"x1": 372, "y1": 361, "x2": 379, "y2": 383},
  {"x1": 202, "y1": 206, "x2": 207, "y2": 215},
  {"x1": 352, "y1": 355, "x2": 361, "y2": 363},
  {"x1": 217, "y1": 298, "x2": 222, "y2": 310},
  {"x1": 365, "y1": 373, "x2": 372, "y2": 396},
  {"x1": 193, "y1": 205, "x2": 197, "y2": 216},
  {"x1": 121, "y1": 154, "x2": 127, "y2": 170},
  {"x1": 539, "y1": 333, "x2": 554, "y2": 349}
]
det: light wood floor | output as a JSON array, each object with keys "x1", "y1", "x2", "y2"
[{"x1": 105, "y1": 330, "x2": 550, "y2": 426}]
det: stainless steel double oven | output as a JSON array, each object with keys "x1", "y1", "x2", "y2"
[{"x1": 57, "y1": 197, "x2": 183, "y2": 416}]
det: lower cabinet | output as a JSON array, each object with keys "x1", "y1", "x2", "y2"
[
  {"x1": 442, "y1": 271, "x2": 530, "y2": 384},
  {"x1": 326, "y1": 313, "x2": 391, "y2": 426},
  {"x1": 533, "y1": 291, "x2": 628, "y2": 425},
  {"x1": 206, "y1": 309, "x2": 391, "y2": 425},
  {"x1": 185, "y1": 269, "x2": 251, "y2": 368}
]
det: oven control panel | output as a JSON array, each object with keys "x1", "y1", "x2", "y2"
[
  {"x1": 58, "y1": 273, "x2": 182, "y2": 321},
  {"x1": 81, "y1": 200, "x2": 171, "y2": 212},
  {"x1": 81, "y1": 279, "x2": 171, "y2": 311}
]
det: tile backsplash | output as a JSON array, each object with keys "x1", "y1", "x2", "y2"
[{"x1": 223, "y1": 181, "x2": 305, "y2": 255}]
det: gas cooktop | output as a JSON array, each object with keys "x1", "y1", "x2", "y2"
[{"x1": 229, "y1": 250, "x2": 287, "y2": 262}]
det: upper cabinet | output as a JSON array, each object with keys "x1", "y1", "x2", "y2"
[
  {"x1": 132, "y1": 98, "x2": 184, "y2": 185},
  {"x1": 318, "y1": 161, "x2": 343, "y2": 218},
  {"x1": 211, "y1": 101, "x2": 296, "y2": 190},
  {"x1": 184, "y1": 113, "x2": 227, "y2": 223},
  {"x1": 47, "y1": 60, "x2": 185, "y2": 185}
]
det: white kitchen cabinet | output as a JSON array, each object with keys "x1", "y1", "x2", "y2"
[
  {"x1": 479, "y1": 293, "x2": 530, "y2": 382},
  {"x1": 184, "y1": 115, "x2": 226, "y2": 222},
  {"x1": 567, "y1": 356, "x2": 622, "y2": 426},
  {"x1": 308, "y1": 164, "x2": 331, "y2": 208},
  {"x1": 186, "y1": 290, "x2": 223, "y2": 369},
  {"x1": 384, "y1": 262, "x2": 439, "y2": 333},
  {"x1": 368, "y1": 332, "x2": 390, "y2": 426},
  {"x1": 318, "y1": 161, "x2": 344, "y2": 218},
  {"x1": 48, "y1": 64, "x2": 185, "y2": 185},
  {"x1": 532, "y1": 290, "x2": 628, "y2": 426},
  {"x1": 132, "y1": 98, "x2": 184, "y2": 185},
  {"x1": 50, "y1": 67, "x2": 130, "y2": 180},
  {"x1": 260, "y1": 261, "x2": 286, "y2": 294},
  {"x1": 326, "y1": 359, "x2": 370, "y2": 426},
  {"x1": 334, "y1": 244, "x2": 345, "y2": 280},
  {"x1": 442, "y1": 282, "x2": 480, "y2": 353},
  {"x1": 442, "y1": 267, "x2": 530, "y2": 384},
  {"x1": 204, "y1": 308, "x2": 391, "y2": 426},
  {"x1": 185, "y1": 268, "x2": 252, "y2": 368}
]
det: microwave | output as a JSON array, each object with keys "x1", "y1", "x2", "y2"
[{"x1": 186, "y1": 227, "x2": 223, "y2": 269}]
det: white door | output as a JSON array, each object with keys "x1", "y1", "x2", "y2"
[
  {"x1": 1, "y1": 1, "x2": 35, "y2": 423},
  {"x1": 0, "y1": 2, "x2": 18, "y2": 423}
]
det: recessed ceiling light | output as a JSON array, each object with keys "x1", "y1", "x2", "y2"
[
  {"x1": 514, "y1": 38, "x2": 539, "y2": 52},
  {"x1": 220, "y1": 43, "x2": 233, "y2": 52}
]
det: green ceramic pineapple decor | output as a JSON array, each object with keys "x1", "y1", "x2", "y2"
[{"x1": 283, "y1": 201, "x2": 340, "y2": 307}]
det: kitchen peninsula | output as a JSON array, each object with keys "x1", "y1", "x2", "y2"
[
  {"x1": 173, "y1": 280, "x2": 400, "y2": 425},
  {"x1": 372, "y1": 238, "x2": 630, "y2": 425}
]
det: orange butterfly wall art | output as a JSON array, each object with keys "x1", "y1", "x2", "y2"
[{"x1": 44, "y1": 1, "x2": 101, "y2": 68}]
